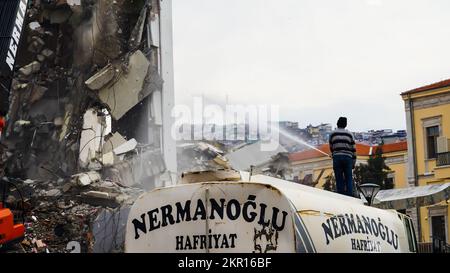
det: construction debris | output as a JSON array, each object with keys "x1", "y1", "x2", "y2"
[
  {"x1": 0, "y1": 0, "x2": 175, "y2": 253},
  {"x1": 29, "y1": 22, "x2": 41, "y2": 30},
  {"x1": 85, "y1": 64, "x2": 116, "y2": 91},
  {"x1": 42, "y1": 189, "x2": 62, "y2": 197},
  {"x1": 71, "y1": 171, "x2": 101, "y2": 187},
  {"x1": 102, "y1": 132, "x2": 127, "y2": 154},
  {"x1": 67, "y1": 0, "x2": 81, "y2": 6},
  {"x1": 18, "y1": 61, "x2": 40, "y2": 76},
  {"x1": 29, "y1": 85, "x2": 47, "y2": 104},
  {"x1": 113, "y1": 138, "x2": 138, "y2": 155},
  {"x1": 4, "y1": 171, "x2": 145, "y2": 253},
  {"x1": 177, "y1": 141, "x2": 229, "y2": 172},
  {"x1": 82, "y1": 190, "x2": 110, "y2": 199},
  {"x1": 40, "y1": 49, "x2": 54, "y2": 59},
  {"x1": 103, "y1": 146, "x2": 166, "y2": 189},
  {"x1": 97, "y1": 50, "x2": 150, "y2": 119}
]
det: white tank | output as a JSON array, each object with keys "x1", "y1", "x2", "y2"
[{"x1": 125, "y1": 173, "x2": 417, "y2": 253}]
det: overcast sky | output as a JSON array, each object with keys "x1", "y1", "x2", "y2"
[{"x1": 172, "y1": 0, "x2": 450, "y2": 131}]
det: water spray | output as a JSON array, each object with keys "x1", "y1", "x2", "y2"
[{"x1": 270, "y1": 124, "x2": 331, "y2": 157}]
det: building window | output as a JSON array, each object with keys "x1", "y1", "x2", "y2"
[
  {"x1": 426, "y1": 126, "x2": 439, "y2": 159},
  {"x1": 386, "y1": 172, "x2": 395, "y2": 189}
]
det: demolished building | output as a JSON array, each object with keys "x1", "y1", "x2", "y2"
[{"x1": 0, "y1": 0, "x2": 177, "y2": 253}]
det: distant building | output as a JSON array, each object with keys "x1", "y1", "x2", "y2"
[
  {"x1": 277, "y1": 121, "x2": 303, "y2": 152},
  {"x1": 382, "y1": 130, "x2": 408, "y2": 144},
  {"x1": 306, "y1": 124, "x2": 320, "y2": 138},
  {"x1": 319, "y1": 123, "x2": 332, "y2": 133},
  {"x1": 279, "y1": 121, "x2": 299, "y2": 129},
  {"x1": 353, "y1": 129, "x2": 407, "y2": 145}
]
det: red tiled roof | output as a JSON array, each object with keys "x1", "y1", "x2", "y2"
[
  {"x1": 402, "y1": 78, "x2": 450, "y2": 95},
  {"x1": 288, "y1": 144, "x2": 331, "y2": 162},
  {"x1": 355, "y1": 143, "x2": 372, "y2": 156},
  {"x1": 289, "y1": 141, "x2": 407, "y2": 162},
  {"x1": 373, "y1": 141, "x2": 408, "y2": 154}
]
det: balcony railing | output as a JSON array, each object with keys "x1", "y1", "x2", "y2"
[
  {"x1": 418, "y1": 238, "x2": 450, "y2": 253},
  {"x1": 437, "y1": 152, "x2": 450, "y2": 167},
  {"x1": 418, "y1": 242, "x2": 433, "y2": 253}
]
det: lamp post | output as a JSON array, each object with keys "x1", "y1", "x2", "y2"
[{"x1": 358, "y1": 183, "x2": 380, "y2": 206}]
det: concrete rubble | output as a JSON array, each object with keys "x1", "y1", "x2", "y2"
[
  {"x1": 71, "y1": 171, "x2": 101, "y2": 187},
  {"x1": 176, "y1": 140, "x2": 293, "y2": 181},
  {"x1": 113, "y1": 138, "x2": 138, "y2": 155},
  {"x1": 10, "y1": 176, "x2": 144, "y2": 253},
  {"x1": 84, "y1": 64, "x2": 116, "y2": 91},
  {"x1": 18, "y1": 61, "x2": 41, "y2": 76},
  {"x1": 177, "y1": 141, "x2": 231, "y2": 172},
  {"x1": 1, "y1": 0, "x2": 173, "y2": 253}
]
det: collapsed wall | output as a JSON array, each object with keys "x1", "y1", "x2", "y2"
[{"x1": 1, "y1": 0, "x2": 176, "y2": 252}]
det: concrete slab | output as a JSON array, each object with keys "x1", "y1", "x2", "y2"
[
  {"x1": 113, "y1": 138, "x2": 137, "y2": 155},
  {"x1": 102, "y1": 132, "x2": 127, "y2": 154},
  {"x1": 85, "y1": 64, "x2": 116, "y2": 91},
  {"x1": 97, "y1": 50, "x2": 150, "y2": 120},
  {"x1": 71, "y1": 171, "x2": 101, "y2": 187}
]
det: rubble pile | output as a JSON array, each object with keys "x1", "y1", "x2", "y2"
[
  {"x1": 177, "y1": 141, "x2": 230, "y2": 173},
  {"x1": 23, "y1": 201, "x2": 96, "y2": 253},
  {"x1": 6, "y1": 173, "x2": 143, "y2": 253}
]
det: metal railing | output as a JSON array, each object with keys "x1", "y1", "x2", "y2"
[
  {"x1": 418, "y1": 238, "x2": 450, "y2": 253},
  {"x1": 432, "y1": 238, "x2": 450, "y2": 253},
  {"x1": 418, "y1": 242, "x2": 433, "y2": 253},
  {"x1": 437, "y1": 152, "x2": 450, "y2": 167}
]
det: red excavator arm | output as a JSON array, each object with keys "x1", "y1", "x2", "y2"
[
  {"x1": 0, "y1": 178, "x2": 25, "y2": 249},
  {"x1": 0, "y1": 204, "x2": 25, "y2": 247}
]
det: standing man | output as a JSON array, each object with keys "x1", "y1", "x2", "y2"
[{"x1": 329, "y1": 117, "x2": 356, "y2": 197}]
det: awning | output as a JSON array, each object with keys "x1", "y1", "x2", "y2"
[{"x1": 373, "y1": 183, "x2": 450, "y2": 210}]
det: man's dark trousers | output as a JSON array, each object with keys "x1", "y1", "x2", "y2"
[{"x1": 333, "y1": 155, "x2": 353, "y2": 197}]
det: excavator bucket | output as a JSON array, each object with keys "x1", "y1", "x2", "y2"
[{"x1": 0, "y1": 205, "x2": 25, "y2": 248}]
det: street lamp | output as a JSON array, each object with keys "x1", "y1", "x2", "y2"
[{"x1": 358, "y1": 183, "x2": 380, "y2": 206}]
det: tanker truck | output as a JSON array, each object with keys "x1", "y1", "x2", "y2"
[{"x1": 124, "y1": 170, "x2": 418, "y2": 253}]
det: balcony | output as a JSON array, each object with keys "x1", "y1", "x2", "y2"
[{"x1": 437, "y1": 152, "x2": 450, "y2": 167}]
